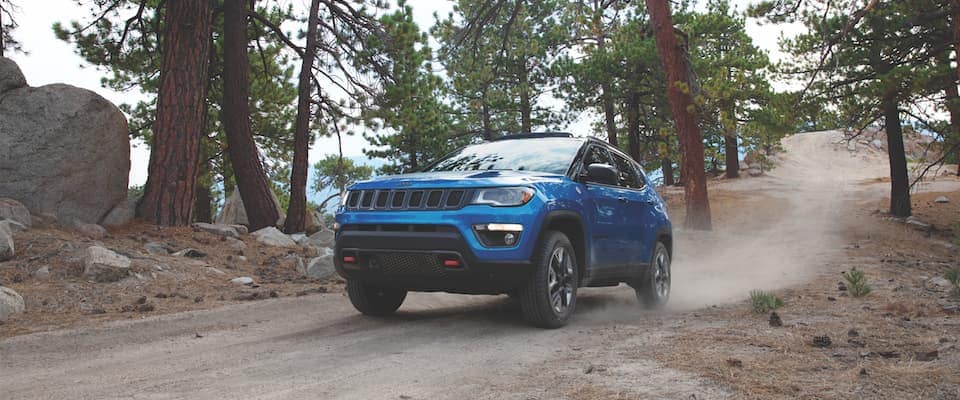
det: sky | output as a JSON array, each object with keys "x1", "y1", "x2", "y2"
[{"x1": 3, "y1": 0, "x2": 802, "y2": 188}]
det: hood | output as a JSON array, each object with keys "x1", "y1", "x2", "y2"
[{"x1": 349, "y1": 170, "x2": 567, "y2": 190}]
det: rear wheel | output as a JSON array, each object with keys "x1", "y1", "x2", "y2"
[
  {"x1": 346, "y1": 280, "x2": 407, "y2": 316},
  {"x1": 636, "y1": 241, "x2": 670, "y2": 308},
  {"x1": 519, "y1": 231, "x2": 578, "y2": 328}
]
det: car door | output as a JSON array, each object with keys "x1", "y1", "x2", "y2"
[
  {"x1": 609, "y1": 152, "x2": 656, "y2": 268},
  {"x1": 579, "y1": 145, "x2": 629, "y2": 272}
]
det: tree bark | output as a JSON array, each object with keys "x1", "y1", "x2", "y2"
[
  {"x1": 223, "y1": 0, "x2": 280, "y2": 231},
  {"x1": 284, "y1": 0, "x2": 320, "y2": 234},
  {"x1": 947, "y1": 77, "x2": 960, "y2": 176},
  {"x1": 952, "y1": 0, "x2": 960, "y2": 175},
  {"x1": 138, "y1": 0, "x2": 212, "y2": 226},
  {"x1": 481, "y1": 88, "x2": 493, "y2": 140},
  {"x1": 193, "y1": 179, "x2": 213, "y2": 223},
  {"x1": 882, "y1": 95, "x2": 911, "y2": 217},
  {"x1": 645, "y1": 0, "x2": 711, "y2": 230},
  {"x1": 597, "y1": 35, "x2": 618, "y2": 147},
  {"x1": 661, "y1": 158, "x2": 674, "y2": 186},
  {"x1": 724, "y1": 132, "x2": 739, "y2": 178},
  {"x1": 626, "y1": 91, "x2": 641, "y2": 161}
]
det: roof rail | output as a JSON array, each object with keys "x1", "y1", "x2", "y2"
[{"x1": 492, "y1": 132, "x2": 575, "y2": 141}]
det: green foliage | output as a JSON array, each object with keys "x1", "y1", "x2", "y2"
[
  {"x1": 946, "y1": 268, "x2": 960, "y2": 296},
  {"x1": 362, "y1": 2, "x2": 459, "y2": 174},
  {"x1": 749, "y1": 290, "x2": 784, "y2": 314},
  {"x1": 127, "y1": 184, "x2": 145, "y2": 200},
  {"x1": 842, "y1": 268, "x2": 872, "y2": 298},
  {"x1": 312, "y1": 154, "x2": 373, "y2": 196}
]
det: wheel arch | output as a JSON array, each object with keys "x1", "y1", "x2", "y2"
[{"x1": 539, "y1": 211, "x2": 587, "y2": 282}]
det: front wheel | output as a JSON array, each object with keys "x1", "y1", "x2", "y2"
[
  {"x1": 519, "y1": 231, "x2": 578, "y2": 328},
  {"x1": 346, "y1": 280, "x2": 407, "y2": 316},
  {"x1": 636, "y1": 241, "x2": 670, "y2": 308}
]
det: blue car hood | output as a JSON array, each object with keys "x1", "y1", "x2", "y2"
[{"x1": 350, "y1": 170, "x2": 567, "y2": 190}]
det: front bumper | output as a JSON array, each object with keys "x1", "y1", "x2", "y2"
[{"x1": 334, "y1": 226, "x2": 535, "y2": 295}]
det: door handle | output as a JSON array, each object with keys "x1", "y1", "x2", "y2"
[{"x1": 645, "y1": 199, "x2": 656, "y2": 205}]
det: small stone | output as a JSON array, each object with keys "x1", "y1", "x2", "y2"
[
  {"x1": 269, "y1": 290, "x2": 279, "y2": 298},
  {"x1": 74, "y1": 222, "x2": 108, "y2": 239},
  {"x1": 206, "y1": 267, "x2": 226, "y2": 275},
  {"x1": 583, "y1": 364, "x2": 595, "y2": 374},
  {"x1": 934, "y1": 196, "x2": 949, "y2": 204},
  {"x1": 135, "y1": 296, "x2": 147, "y2": 305},
  {"x1": 195, "y1": 332, "x2": 204, "y2": 338},
  {"x1": 225, "y1": 236, "x2": 247, "y2": 252},
  {"x1": 192, "y1": 222, "x2": 241, "y2": 239},
  {"x1": 31, "y1": 266, "x2": 51, "y2": 279},
  {"x1": 143, "y1": 242, "x2": 169, "y2": 256},
  {"x1": 859, "y1": 368, "x2": 868, "y2": 376},
  {"x1": 172, "y1": 248, "x2": 207, "y2": 258},
  {"x1": 83, "y1": 246, "x2": 131, "y2": 283},
  {"x1": 725, "y1": 358, "x2": 743, "y2": 368},
  {"x1": 848, "y1": 329, "x2": 859, "y2": 337},
  {"x1": 194, "y1": 296, "x2": 204, "y2": 303},
  {"x1": 838, "y1": 282, "x2": 847, "y2": 292},
  {"x1": 0, "y1": 286, "x2": 25, "y2": 320},
  {"x1": 135, "y1": 303, "x2": 155, "y2": 312},
  {"x1": 827, "y1": 296, "x2": 837, "y2": 301},
  {"x1": 914, "y1": 350, "x2": 938, "y2": 362},
  {"x1": 231, "y1": 276, "x2": 254, "y2": 285}
]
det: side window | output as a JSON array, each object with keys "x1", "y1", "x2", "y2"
[
  {"x1": 611, "y1": 153, "x2": 642, "y2": 189},
  {"x1": 584, "y1": 146, "x2": 612, "y2": 167}
]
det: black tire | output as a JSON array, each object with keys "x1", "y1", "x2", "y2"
[
  {"x1": 636, "y1": 241, "x2": 671, "y2": 308},
  {"x1": 346, "y1": 280, "x2": 407, "y2": 316},
  {"x1": 519, "y1": 231, "x2": 578, "y2": 328}
]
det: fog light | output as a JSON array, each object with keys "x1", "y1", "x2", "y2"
[{"x1": 503, "y1": 233, "x2": 517, "y2": 246}]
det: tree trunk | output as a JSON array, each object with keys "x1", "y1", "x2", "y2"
[
  {"x1": 223, "y1": 0, "x2": 280, "y2": 231},
  {"x1": 138, "y1": 0, "x2": 212, "y2": 226},
  {"x1": 948, "y1": 78, "x2": 960, "y2": 176},
  {"x1": 645, "y1": 0, "x2": 711, "y2": 230},
  {"x1": 626, "y1": 91, "x2": 641, "y2": 161},
  {"x1": 724, "y1": 132, "x2": 739, "y2": 178},
  {"x1": 481, "y1": 88, "x2": 493, "y2": 140},
  {"x1": 661, "y1": 158, "x2": 674, "y2": 186},
  {"x1": 1, "y1": 4, "x2": 5, "y2": 58},
  {"x1": 193, "y1": 179, "x2": 213, "y2": 223},
  {"x1": 597, "y1": 35, "x2": 618, "y2": 147},
  {"x1": 519, "y1": 62, "x2": 532, "y2": 133},
  {"x1": 882, "y1": 95, "x2": 911, "y2": 217},
  {"x1": 953, "y1": 0, "x2": 960, "y2": 175},
  {"x1": 284, "y1": 0, "x2": 320, "y2": 234}
]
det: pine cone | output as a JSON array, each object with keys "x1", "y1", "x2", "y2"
[
  {"x1": 812, "y1": 335, "x2": 832, "y2": 348},
  {"x1": 769, "y1": 311, "x2": 783, "y2": 327}
]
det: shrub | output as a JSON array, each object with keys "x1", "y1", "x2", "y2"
[
  {"x1": 946, "y1": 269, "x2": 960, "y2": 296},
  {"x1": 750, "y1": 290, "x2": 784, "y2": 314},
  {"x1": 843, "y1": 268, "x2": 872, "y2": 297}
]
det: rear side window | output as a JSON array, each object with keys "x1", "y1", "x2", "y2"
[
  {"x1": 584, "y1": 146, "x2": 612, "y2": 166},
  {"x1": 611, "y1": 153, "x2": 643, "y2": 189}
]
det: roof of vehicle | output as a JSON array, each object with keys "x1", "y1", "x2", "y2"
[{"x1": 492, "y1": 132, "x2": 578, "y2": 141}]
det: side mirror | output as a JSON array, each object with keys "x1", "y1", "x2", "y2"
[{"x1": 585, "y1": 163, "x2": 618, "y2": 186}]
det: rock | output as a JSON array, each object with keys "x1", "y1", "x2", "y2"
[
  {"x1": 305, "y1": 209, "x2": 326, "y2": 234},
  {"x1": 252, "y1": 226, "x2": 297, "y2": 248},
  {"x1": 206, "y1": 267, "x2": 226, "y2": 275},
  {"x1": 725, "y1": 358, "x2": 743, "y2": 368},
  {"x1": 871, "y1": 139, "x2": 883, "y2": 150},
  {"x1": 303, "y1": 228, "x2": 335, "y2": 249},
  {"x1": 0, "y1": 58, "x2": 129, "y2": 225},
  {"x1": 172, "y1": 248, "x2": 206, "y2": 258},
  {"x1": 0, "y1": 57, "x2": 27, "y2": 95},
  {"x1": 0, "y1": 219, "x2": 27, "y2": 233},
  {"x1": 812, "y1": 335, "x2": 832, "y2": 348},
  {"x1": 143, "y1": 242, "x2": 169, "y2": 256},
  {"x1": 769, "y1": 311, "x2": 783, "y2": 327},
  {"x1": 101, "y1": 196, "x2": 138, "y2": 226},
  {"x1": 927, "y1": 277, "x2": 952, "y2": 291},
  {"x1": 934, "y1": 196, "x2": 950, "y2": 204},
  {"x1": 73, "y1": 222, "x2": 108, "y2": 240},
  {"x1": 192, "y1": 222, "x2": 240, "y2": 239},
  {"x1": 291, "y1": 233, "x2": 307, "y2": 243},
  {"x1": 231, "y1": 276, "x2": 254, "y2": 285},
  {"x1": 225, "y1": 237, "x2": 247, "y2": 252},
  {"x1": 215, "y1": 188, "x2": 285, "y2": 227},
  {"x1": 906, "y1": 216, "x2": 930, "y2": 230},
  {"x1": 32, "y1": 266, "x2": 50, "y2": 279},
  {"x1": 0, "y1": 286, "x2": 25, "y2": 320},
  {"x1": 747, "y1": 166, "x2": 763, "y2": 177},
  {"x1": 303, "y1": 254, "x2": 336, "y2": 280},
  {"x1": 0, "y1": 198, "x2": 31, "y2": 228},
  {"x1": 0, "y1": 222, "x2": 13, "y2": 261},
  {"x1": 82, "y1": 246, "x2": 131, "y2": 283}
]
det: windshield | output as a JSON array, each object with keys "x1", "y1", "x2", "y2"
[{"x1": 425, "y1": 138, "x2": 583, "y2": 174}]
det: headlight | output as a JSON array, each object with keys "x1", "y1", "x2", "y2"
[{"x1": 470, "y1": 187, "x2": 535, "y2": 207}]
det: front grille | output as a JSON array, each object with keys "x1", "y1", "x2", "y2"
[
  {"x1": 371, "y1": 253, "x2": 448, "y2": 277},
  {"x1": 345, "y1": 189, "x2": 470, "y2": 211}
]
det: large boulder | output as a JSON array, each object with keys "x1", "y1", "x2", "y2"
[
  {"x1": 0, "y1": 57, "x2": 129, "y2": 225},
  {"x1": 0, "y1": 286, "x2": 25, "y2": 321},
  {"x1": 299, "y1": 251, "x2": 336, "y2": 280},
  {"x1": 0, "y1": 198, "x2": 31, "y2": 228},
  {"x1": 0, "y1": 221, "x2": 14, "y2": 261},
  {"x1": 252, "y1": 226, "x2": 297, "y2": 248},
  {"x1": 83, "y1": 246, "x2": 131, "y2": 283},
  {"x1": 215, "y1": 188, "x2": 285, "y2": 227},
  {"x1": 101, "y1": 195, "x2": 138, "y2": 227},
  {"x1": 192, "y1": 222, "x2": 240, "y2": 239},
  {"x1": 0, "y1": 57, "x2": 26, "y2": 94}
]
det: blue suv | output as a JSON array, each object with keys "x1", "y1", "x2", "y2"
[{"x1": 334, "y1": 133, "x2": 672, "y2": 328}]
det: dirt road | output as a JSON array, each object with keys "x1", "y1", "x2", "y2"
[{"x1": 1, "y1": 131, "x2": 956, "y2": 399}]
